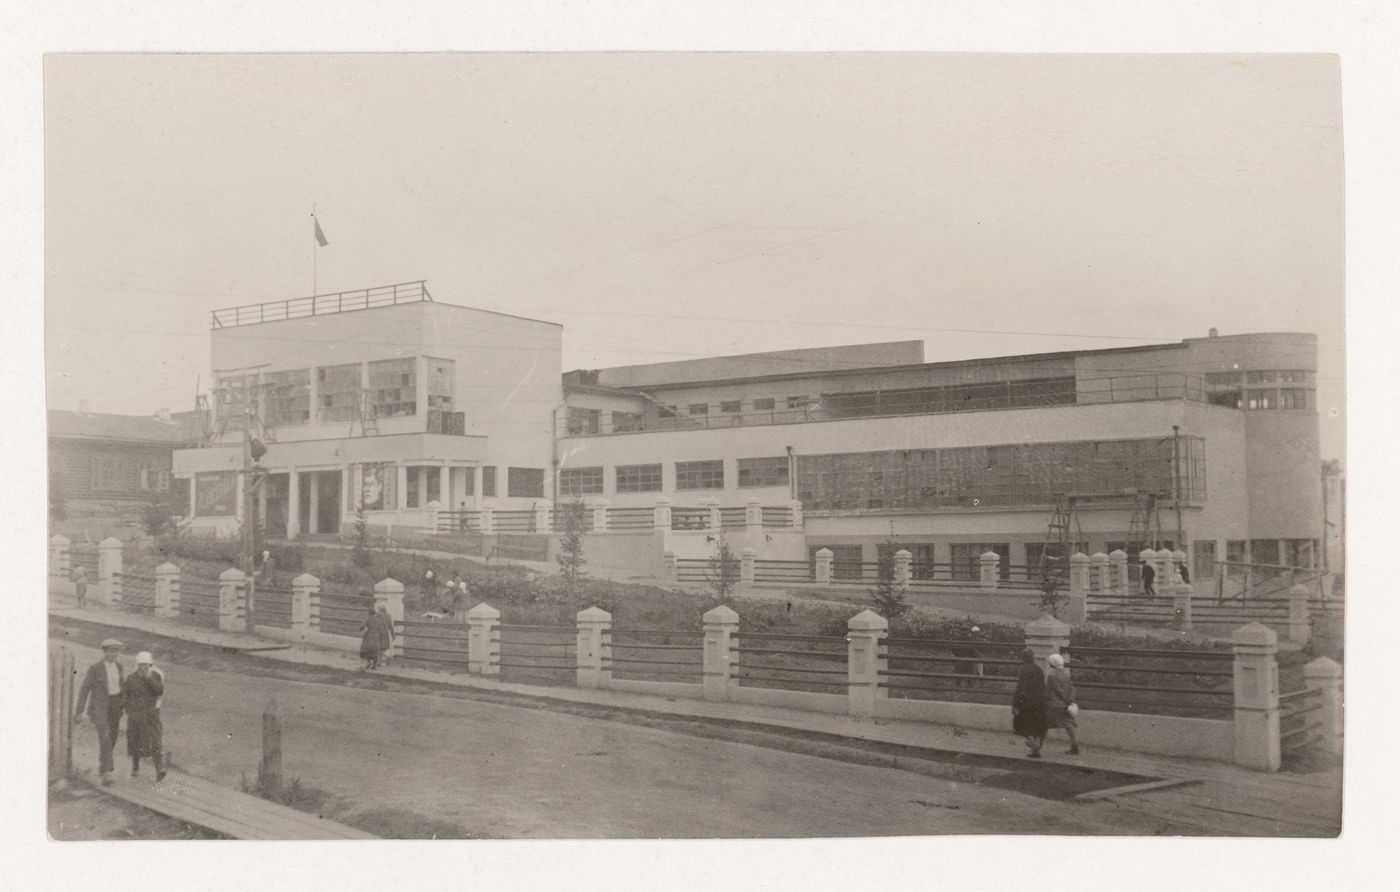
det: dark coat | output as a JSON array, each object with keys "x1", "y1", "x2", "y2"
[
  {"x1": 123, "y1": 668, "x2": 165, "y2": 757},
  {"x1": 360, "y1": 612, "x2": 393, "y2": 657},
  {"x1": 1012, "y1": 661, "x2": 1049, "y2": 737},
  {"x1": 75, "y1": 658, "x2": 125, "y2": 722}
]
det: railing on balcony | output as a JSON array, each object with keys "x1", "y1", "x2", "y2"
[{"x1": 210, "y1": 280, "x2": 433, "y2": 329}]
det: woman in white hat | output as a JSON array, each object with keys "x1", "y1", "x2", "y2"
[
  {"x1": 1045, "y1": 652, "x2": 1080, "y2": 755},
  {"x1": 122, "y1": 651, "x2": 166, "y2": 780}
]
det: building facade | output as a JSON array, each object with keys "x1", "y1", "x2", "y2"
[
  {"x1": 172, "y1": 283, "x2": 561, "y2": 538},
  {"x1": 171, "y1": 282, "x2": 1323, "y2": 583},
  {"x1": 49, "y1": 408, "x2": 203, "y2": 519}
]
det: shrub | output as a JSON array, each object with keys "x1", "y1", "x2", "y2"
[
  {"x1": 556, "y1": 499, "x2": 588, "y2": 591},
  {"x1": 707, "y1": 532, "x2": 741, "y2": 605},
  {"x1": 867, "y1": 541, "x2": 910, "y2": 622}
]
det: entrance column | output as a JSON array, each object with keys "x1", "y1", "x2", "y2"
[
  {"x1": 439, "y1": 461, "x2": 452, "y2": 507},
  {"x1": 472, "y1": 466, "x2": 483, "y2": 510},
  {"x1": 287, "y1": 469, "x2": 301, "y2": 538},
  {"x1": 397, "y1": 465, "x2": 410, "y2": 509},
  {"x1": 309, "y1": 472, "x2": 321, "y2": 534}
]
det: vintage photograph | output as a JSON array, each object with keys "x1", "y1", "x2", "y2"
[{"x1": 44, "y1": 52, "x2": 1344, "y2": 841}]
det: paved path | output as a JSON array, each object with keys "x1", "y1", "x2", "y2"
[{"x1": 49, "y1": 593, "x2": 1342, "y2": 837}]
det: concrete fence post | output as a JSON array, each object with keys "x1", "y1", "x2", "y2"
[
  {"x1": 218, "y1": 567, "x2": 247, "y2": 633},
  {"x1": 702, "y1": 604, "x2": 739, "y2": 701},
  {"x1": 1303, "y1": 656, "x2": 1343, "y2": 756},
  {"x1": 98, "y1": 537, "x2": 123, "y2": 607},
  {"x1": 1232, "y1": 622, "x2": 1281, "y2": 771},
  {"x1": 1174, "y1": 583, "x2": 1194, "y2": 632},
  {"x1": 1024, "y1": 614, "x2": 1071, "y2": 669},
  {"x1": 50, "y1": 535, "x2": 71, "y2": 578},
  {"x1": 741, "y1": 548, "x2": 757, "y2": 585},
  {"x1": 653, "y1": 497, "x2": 672, "y2": 530},
  {"x1": 663, "y1": 550, "x2": 678, "y2": 580},
  {"x1": 534, "y1": 500, "x2": 553, "y2": 534},
  {"x1": 290, "y1": 572, "x2": 318, "y2": 634},
  {"x1": 788, "y1": 499, "x2": 804, "y2": 529},
  {"x1": 700, "y1": 498, "x2": 721, "y2": 531},
  {"x1": 467, "y1": 603, "x2": 501, "y2": 675},
  {"x1": 1109, "y1": 549, "x2": 1129, "y2": 596},
  {"x1": 979, "y1": 551, "x2": 1000, "y2": 590},
  {"x1": 1065, "y1": 553, "x2": 1089, "y2": 624},
  {"x1": 1288, "y1": 585, "x2": 1311, "y2": 644},
  {"x1": 893, "y1": 549, "x2": 913, "y2": 590},
  {"x1": 847, "y1": 609, "x2": 889, "y2": 718},
  {"x1": 575, "y1": 606, "x2": 612, "y2": 689},
  {"x1": 745, "y1": 497, "x2": 763, "y2": 533},
  {"x1": 1089, "y1": 551, "x2": 1110, "y2": 596},
  {"x1": 153, "y1": 562, "x2": 180, "y2": 619},
  {"x1": 478, "y1": 504, "x2": 495, "y2": 535},
  {"x1": 815, "y1": 548, "x2": 834, "y2": 586},
  {"x1": 374, "y1": 577, "x2": 405, "y2": 659},
  {"x1": 591, "y1": 498, "x2": 610, "y2": 532}
]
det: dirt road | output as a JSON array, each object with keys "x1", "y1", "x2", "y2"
[{"x1": 52, "y1": 622, "x2": 1194, "y2": 838}]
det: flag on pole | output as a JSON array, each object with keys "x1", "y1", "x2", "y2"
[{"x1": 314, "y1": 217, "x2": 329, "y2": 247}]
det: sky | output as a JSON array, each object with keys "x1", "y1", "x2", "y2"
[{"x1": 44, "y1": 52, "x2": 1344, "y2": 455}]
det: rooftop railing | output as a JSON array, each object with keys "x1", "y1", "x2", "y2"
[{"x1": 211, "y1": 280, "x2": 433, "y2": 329}]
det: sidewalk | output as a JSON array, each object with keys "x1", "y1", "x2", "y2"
[{"x1": 49, "y1": 591, "x2": 1342, "y2": 837}]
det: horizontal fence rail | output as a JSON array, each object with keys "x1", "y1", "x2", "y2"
[
  {"x1": 316, "y1": 593, "x2": 376, "y2": 637},
  {"x1": 607, "y1": 629, "x2": 703, "y2": 681},
  {"x1": 734, "y1": 632, "x2": 848, "y2": 693},
  {"x1": 1060, "y1": 645, "x2": 1235, "y2": 718},
  {"x1": 210, "y1": 280, "x2": 432, "y2": 328},
  {"x1": 174, "y1": 578, "x2": 223, "y2": 628},
  {"x1": 398, "y1": 619, "x2": 470, "y2": 668},
  {"x1": 881, "y1": 638, "x2": 1026, "y2": 704},
  {"x1": 497, "y1": 625, "x2": 576, "y2": 685},
  {"x1": 256, "y1": 587, "x2": 294, "y2": 630},
  {"x1": 116, "y1": 572, "x2": 158, "y2": 614}
]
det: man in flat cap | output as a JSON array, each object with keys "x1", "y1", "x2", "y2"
[{"x1": 75, "y1": 639, "x2": 125, "y2": 785}]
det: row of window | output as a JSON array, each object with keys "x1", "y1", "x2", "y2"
[
  {"x1": 559, "y1": 456, "x2": 791, "y2": 496},
  {"x1": 565, "y1": 397, "x2": 814, "y2": 435},
  {"x1": 1204, "y1": 369, "x2": 1315, "y2": 412},
  {"x1": 217, "y1": 356, "x2": 456, "y2": 427},
  {"x1": 91, "y1": 457, "x2": 170, "y2": 493}
]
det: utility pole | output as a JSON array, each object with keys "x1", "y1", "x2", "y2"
[
  {"x1": 243, "y1": 374, "x2": 258, "y2": 633},
  {"x1": 1171, "y1": 425, "x2": 1184, "y2": 551}
]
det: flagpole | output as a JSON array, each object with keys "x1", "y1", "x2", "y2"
[{"x1": 312, "y1": 205, "x2": 318, "y2": 296}]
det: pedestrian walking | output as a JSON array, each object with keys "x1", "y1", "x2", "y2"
[
  {"x1": 1011, "y1": 648, "x2": 1048, "y2": 759},
  {"x1": 451, "y1": 575, "x2": 469, "y2": 622},
  {"x1": 1045, "y1": 653, "x2": 1080, "y2": 755},
  {"x1": 358, "y1": 604, "x2": 382, "y2": 670},
  {"x1": 951, "y1": 625, "x2": 984, "y2": 689},
  {"x1": 123, "y1": 651, "x2": 167, "y2": 780},
  {"x1": 1141, "y1": 560, "x2": 1157, "y2": 597},
  {"x1": 422, "y1": 566, "x2": 437, "y2": 601},
  {"x1": 74, "y1": 638, "x2": 125, "y2": 785},
  {"x1": 70, "y1": 564, "x2": 89, "y2": 609}
]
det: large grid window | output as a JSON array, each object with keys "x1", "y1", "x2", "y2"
[
  {"x1": 426, "y1": 358, "x2": 455, "y2": 410},
  {"x1": 567, "y1": 407, "x2": 600, "y2": 435},
  {"x1": 508, "y1": 467, "x2": 545, "y2": 498},
  {"x1": 738, "y1": 456, "x2": 789, "y2": 488},
  {"x1": 559, "y1": 467, "x2": 604, "y2": 496},
  {"x1": 676, "y1": 460, "x2": 724, "y2": 490},
  {"x1": 263, "y1": 368, "x2": 311, "y2": 426},
  {"x1": 809, "y1": 545, "x2": 864, "y2": 580},
  {"x1": 616, "y1": 464, "x2": 663, "y2": 493},
  {"x1": 612, "y1": 411, "x2": 644, "y2": 433},
  {"x1": 368, "y1": 358, "x2": 417, "y2": 417},
  {"x1": 317, "y1": 363, "x2": 362, "y2": 422},
  {"x1": 215, "y1": 373, "x2": 261, "y2": 431},
  {"x1": 795, "y1": 437, "x2": 1205, "y2": 511}
]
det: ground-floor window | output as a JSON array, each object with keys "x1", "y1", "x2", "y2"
[
  {"x1": 559, "y1": 466, "x2": 604, "y2": 496},
  {"x1": 616, "y1": 463, "x2": 663, "y2": 493},
  {"x1": 508, "y1": 467, "x2": 545, "y2": 498},
  {"x1": 950, "y1": 543, "x2": 1009, "y2": 580},
  {"x1": 809, "y1": 544, "x2": 863, "y2": 579}
]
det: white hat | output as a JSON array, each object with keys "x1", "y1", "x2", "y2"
[
  {"x1": 135, "y1": 652, "x2": 154, "y2": 664},
  {"x1": 1047, "y1": 653, "x2": 1065, "y2": 669}
]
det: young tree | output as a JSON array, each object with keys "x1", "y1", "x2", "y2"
[
  {"x1": 707, "y1": 531, "x2": 741, "y2": 605},
  {"x1": 868, "y1": 541, "x2": 911, "y2": 622},
  {"x1": 351, "y1": 500, "x2": 373, "y2": 568},
  {"x1": 556, "y1": 498, "x2": 588, "y2": 591}
]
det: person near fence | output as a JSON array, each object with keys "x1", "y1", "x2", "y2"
[
  {"x1": 1044, "y1": 653, "x2": 1080, "y2": 755},
  {"x1": 1011, "y1": 648, "x2": 1048, "y2": 758},
  {"x1": 74, "y1": 638, "x2": 125, "y2": 785},
  {"x1": 359, "y1": 602, "x2": 394, "y2": 669},
  {"x1": 1142, "y1": 561, "x2": 1157, "y2": 597},
  {"x1": 451, "y1": 575, "x2": 469, "y2": 622},
  {"x1": 422, "y1": 566, "x2": 437, "y2": 601},
  {"x1": 951, "y1": 625, "x2": 984, "y2": 688},
  {"x1": 123, "y1": 651, "x2": 166, "y2": 780},
  {"x1": 70, "y1": 564, "x2": 89, "y2": 609}
]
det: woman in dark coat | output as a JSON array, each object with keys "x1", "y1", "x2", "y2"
[
  {"x1": 359, "y1": 604, "x2": 384, "y2": 669},
  {"x1": 123, "y1": 651, "x2": 166, "y2": 780},
  {"x1": 1011, "y1": 648, "x2": 1048, "y2": 758}
]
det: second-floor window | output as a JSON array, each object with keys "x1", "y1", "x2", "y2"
[
  {"x1": 263, "y1": 368, "x2": 311, "y2": 426},
  {"x1": 567, "y1": 407, "x2": 600, "y2": 435},
  {"x1": 317, "y1": 363, "x2": 362, "y2": 423},
  {"x1": 369, "y1": 358, "x2": 416, "y2": 417}
]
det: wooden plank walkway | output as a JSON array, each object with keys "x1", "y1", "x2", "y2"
[{"x1": 73, "y1": 746, "x2": 374, "y2": 839}]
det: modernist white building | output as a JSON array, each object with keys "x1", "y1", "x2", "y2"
[{"x1": 174, "y1": 282, "x2": 1323, "y2": 583}]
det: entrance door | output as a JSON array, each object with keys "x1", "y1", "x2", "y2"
[
  {"x1": 265, "y1": 473, "x2": 289, "y2": 539},
  {"x1": 316, "y1": 471, "x2": 342, "y2": 536}
]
